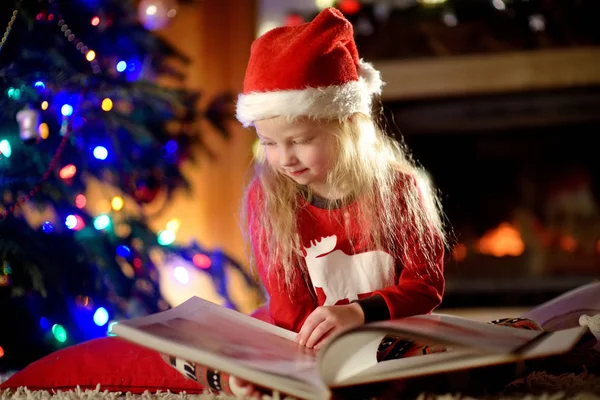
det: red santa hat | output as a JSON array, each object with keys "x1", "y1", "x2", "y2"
[{"x1": 236, "y1": 7, "x2": 384, "y2": 127}]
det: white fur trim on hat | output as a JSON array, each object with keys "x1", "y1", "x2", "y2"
[{"x1": 236, "y1": 59, "x2": 384, "y2": 127}]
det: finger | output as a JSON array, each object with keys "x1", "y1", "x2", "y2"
[
  {"x1": 296, "y1": 309, "x2": 326, "y2": 346},
  {"x1": 314, "y1": 328, "x2": 337, "y2": 350},
  {"x1": 305, "y1": 319, "x2": 335, "y2": 349}
]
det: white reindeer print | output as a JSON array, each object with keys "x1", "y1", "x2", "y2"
[{"x1": 303, "y1": 235, "x2": 395, "y2": 305}]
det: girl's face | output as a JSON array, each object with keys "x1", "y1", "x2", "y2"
[{"x1": 254, "y1": 116, "x2": 338, "y2": 196}]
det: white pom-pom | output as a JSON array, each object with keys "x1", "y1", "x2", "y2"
[
  {"x1": 579, "y1": 313, "x2": 600, "y2": 340},
  {"x1": 358, "y1": 59, "x2": 384, "y2": 95}
]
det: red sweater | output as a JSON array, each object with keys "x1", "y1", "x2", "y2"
[{"x1": 248, "y1": 176, "x2": 445, "y2": 333}]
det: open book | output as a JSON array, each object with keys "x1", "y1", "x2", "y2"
[{"x1": 112, "y1": 282, "x2": 598, "y2": 400}]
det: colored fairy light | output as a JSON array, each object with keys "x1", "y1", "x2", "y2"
[
  {"x1": 116, "y1": 61, "x2": 127, "y2": 72},
  {"x1": 107, "y1": 321, "x2": 118, "y2": 336},
  {"x1": 166, "y1": 218, "x2": 180, "y2": 232},
  {"x1": 39, "y1": 317, "x2": 50, "y2": 330},
  {"x1": 59, "y1": 164, "x2": 77, "y2": 179},
  {"x1": 285, "y1": 13, "x2": 304, "y2": 26},
  {"x1": 91, "y1": 16, "x2": 100, "y2": 26},
  {"x1": 34, "y1": 81, "x2": 45, "y2": 89},
  {"x1": 101, "y1": 98, "x2": 113, "y2": 111},
  {"x1": 86, "y1": 50, "x2": 96, "y2": 61},
  {"x1": 173, "y1": 266, "x2": 189, "y2": 284},
  {"x1": 339, "y1": 0, "x2": 361, "y2": 14},
  {"x1": 111, "y1": 196, "x2": 124, "y2": 211},
  {"x1": 146, "y1": 5, "x2": 157, "y2": 15},
  {"x1": 93, "y1": 146, "x2": 108, "y2": 160},
  {"x1": 116, "y1": 245, "x2": 131, "y2": 258},
  {"x1": 51, "y1": 324, "x2": 67, "y2": 343},
  {"x1": 315, "y1": 0, "x2": 335, "y2": 9},
  {"x1": 0, "y1": 140, "x2": 11, "y2": 158},
  {"x1": 41, "y1": 101, "x2": 49, "y2": 110},
  {"x1": 165, "y1": 139, "x2": 178, "y2": 154},
  {"x1": 157, "y1": 230, "x2": 175, "y2": 245},
  {"x1": 39, "y1": 122, "x2": 50, "y2": 139},
  {"x1": 42, "y1": 221, "x2": 55, "y2": 233},
  {"x1": 93, "y1": 307, "x2": 109, "y2": 326},
  {"x1": 75, "y1": 194, "x2": 87, "y2": 208},
  {"x1": 61, "y1": 104, "x2": 73, "y2": 117},
  {"x1": 93, "y1": 214, "x2": 111, "y2": 230},
  {"x1": 7, "y1": 87, "x2": 21, "y2": 100},
  {"x1": 65, "y1": 215, "x2": 78, "y2": 229},
  {"x1": 192, "y1": 253, "x2": 212, "y2": 269}
]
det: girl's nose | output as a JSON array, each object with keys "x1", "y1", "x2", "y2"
[{"x1": 279, "y1": 146, "x2": 297, "y2": 166}]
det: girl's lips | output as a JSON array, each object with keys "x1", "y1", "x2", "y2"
[{"x1": 290, "y1": 169, "x2": 308, "y2": 176}]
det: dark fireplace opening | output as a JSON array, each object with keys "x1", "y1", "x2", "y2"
[{"x1": 385, "y1": 87, "x2": 600, "y2": 308}]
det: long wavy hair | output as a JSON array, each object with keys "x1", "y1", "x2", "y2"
[{"x1": 240, "y1": 113, "x2": 447, "y2": 292}]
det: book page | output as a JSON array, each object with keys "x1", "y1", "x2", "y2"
[
  {"x1": 332, "y1": 326, "x2": 587, "y2": 387},
  {"x1": 112, "y1": 297, "x2": 328, "y2": 399},
  {"x1": 365, "y1": 313, "x2": 541, "y2": 353},
  {"x1": 521, "y1": 281, "x2": 600, "y2": 330}
]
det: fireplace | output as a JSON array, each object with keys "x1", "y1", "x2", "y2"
[{"x1": 384, "y1": 86, "x2": 600, "y2": 308}]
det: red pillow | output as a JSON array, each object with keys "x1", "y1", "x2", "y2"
[
  {"x1": 0, "y1": 304, "x2": 270, "y2": 394},
  {"x1": 0, "y1": 337, "x2": 205, "y2": 394}
]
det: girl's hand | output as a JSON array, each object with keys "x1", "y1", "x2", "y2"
[
  {"x1": 296, "y1": 303, "x2": 365, "y2": 349},
  {"x1": 230, "y1": 376, "x2": 271, "y2": 399}
]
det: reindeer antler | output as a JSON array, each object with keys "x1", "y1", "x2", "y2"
[{"x1": 304, "y1": 235, "x2": 338, "y2": 259}]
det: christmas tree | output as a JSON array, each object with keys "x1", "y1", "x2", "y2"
[{"x1": 0, "y1": 0, "x2": 260, "y2": 371}]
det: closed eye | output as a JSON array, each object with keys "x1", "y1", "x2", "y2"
[{"x1": 294, "y1": 137, "x2": 314, "y2": 145}]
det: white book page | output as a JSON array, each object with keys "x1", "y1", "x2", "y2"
[
  {"x1": 318, "y1": 331, "x2": 386, "y2": 385},
  {"x1": 112, "y1": 297, "x2": 329, "y2": 398},
  {"x1": 521, "y1": 281, "x2": 600, "y2": 330},
  {"x1": 367, "y1": 313, "x2": 540, "y2": 353},
  {"x1": 331, "y1": 326, "x2": 587, "y2": 388}
]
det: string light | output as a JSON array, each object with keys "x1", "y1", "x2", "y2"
[
  {"x1": 116, "y1": 61, "x2": 127, "y2": 72},
  {"x1": 75, "y1": 194, "x2": 87, "y2": 208},
  {"x1": 65, "y1": 214, "x2": 85, "y2": 231},
  {"x1": 315, "y1": 0, "x2": 335, "y2": 10},
  {"x1": 85, "y1": 50, "x2": 96, "y2": 61},
  {"x1": 166, "y1": 218, "x2": 180, "y2": 232},
  {"x1": 0, "y1": 8, "x2": 18, "y2": 55},
  {"x1": 101, "y1": 98, "x2": 113, "y2": 111},
  {"x1": 93, "y1": 146, "x2": 108, "y2": 160},
  {"x1": 192, "y1": 253, "x2": 212, "y2": 269},
  {"x1": 91, "y1": 16, "x2": 100, "y2": 26},
  {"x1": 59, "y1": 164, "x2": 76, "y2": 179},
  {"x1": 173, "y1": 266, "x2": 189, "y2": 284},
  {"x1": 39, "y1": 122, "x2": 50, "y2": 139},
  {"x1": 0, "y1": 140, "x2": 11, "y2": 158},
  {"x1": 417, "y1": 0, "x2": 447, "y2": 5},
  {"x1": 339, "y1": 0, "x2": 361, "y2": 14},
  {"x1": 49, "y1": 0, "x2": 102, "y2": 74},
  {"x1": 111, "y1": 196, "x2": 124, "y2": 211},
  {"x1": 93, "y1": 214, "x2": 111, "y2": 230},
  {"x1": 93, "y1": 307, "x2": 109, "y2": 326},
  {"x1": 51, "y1": 324, "x2": 67, "y2": 343},
  {"x1": 41, "y1": 101, "x2": 49, "y2": 110},
  {"x1": 61, "y1": 104, "x2": 73, "y2": 117},
  {"x1": 157, "y1": 230, "x2": 175, "y2": 245},
  {"x1": 42, "y1": 221, "x2": 55, "y2": 233},
  {"x1": 116, "y1": 245, "x2": 131, "y2": 258}
]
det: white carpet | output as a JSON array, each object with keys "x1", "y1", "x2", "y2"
[{"x1": 1, "y1": 371, "x2": 600, "y2": 399}]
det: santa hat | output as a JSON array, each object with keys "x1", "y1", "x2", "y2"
[{"x1": 236, "y1": 7, "x2": 384, "y2": 127}]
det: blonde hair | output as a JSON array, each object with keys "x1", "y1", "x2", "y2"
[{"x1": 241, "y1": 113, "x2": 446, "y2": 293}]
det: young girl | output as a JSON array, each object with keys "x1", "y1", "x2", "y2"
[{"x1": 165, "y1": 7, "x2": 447, "y2": 398}]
